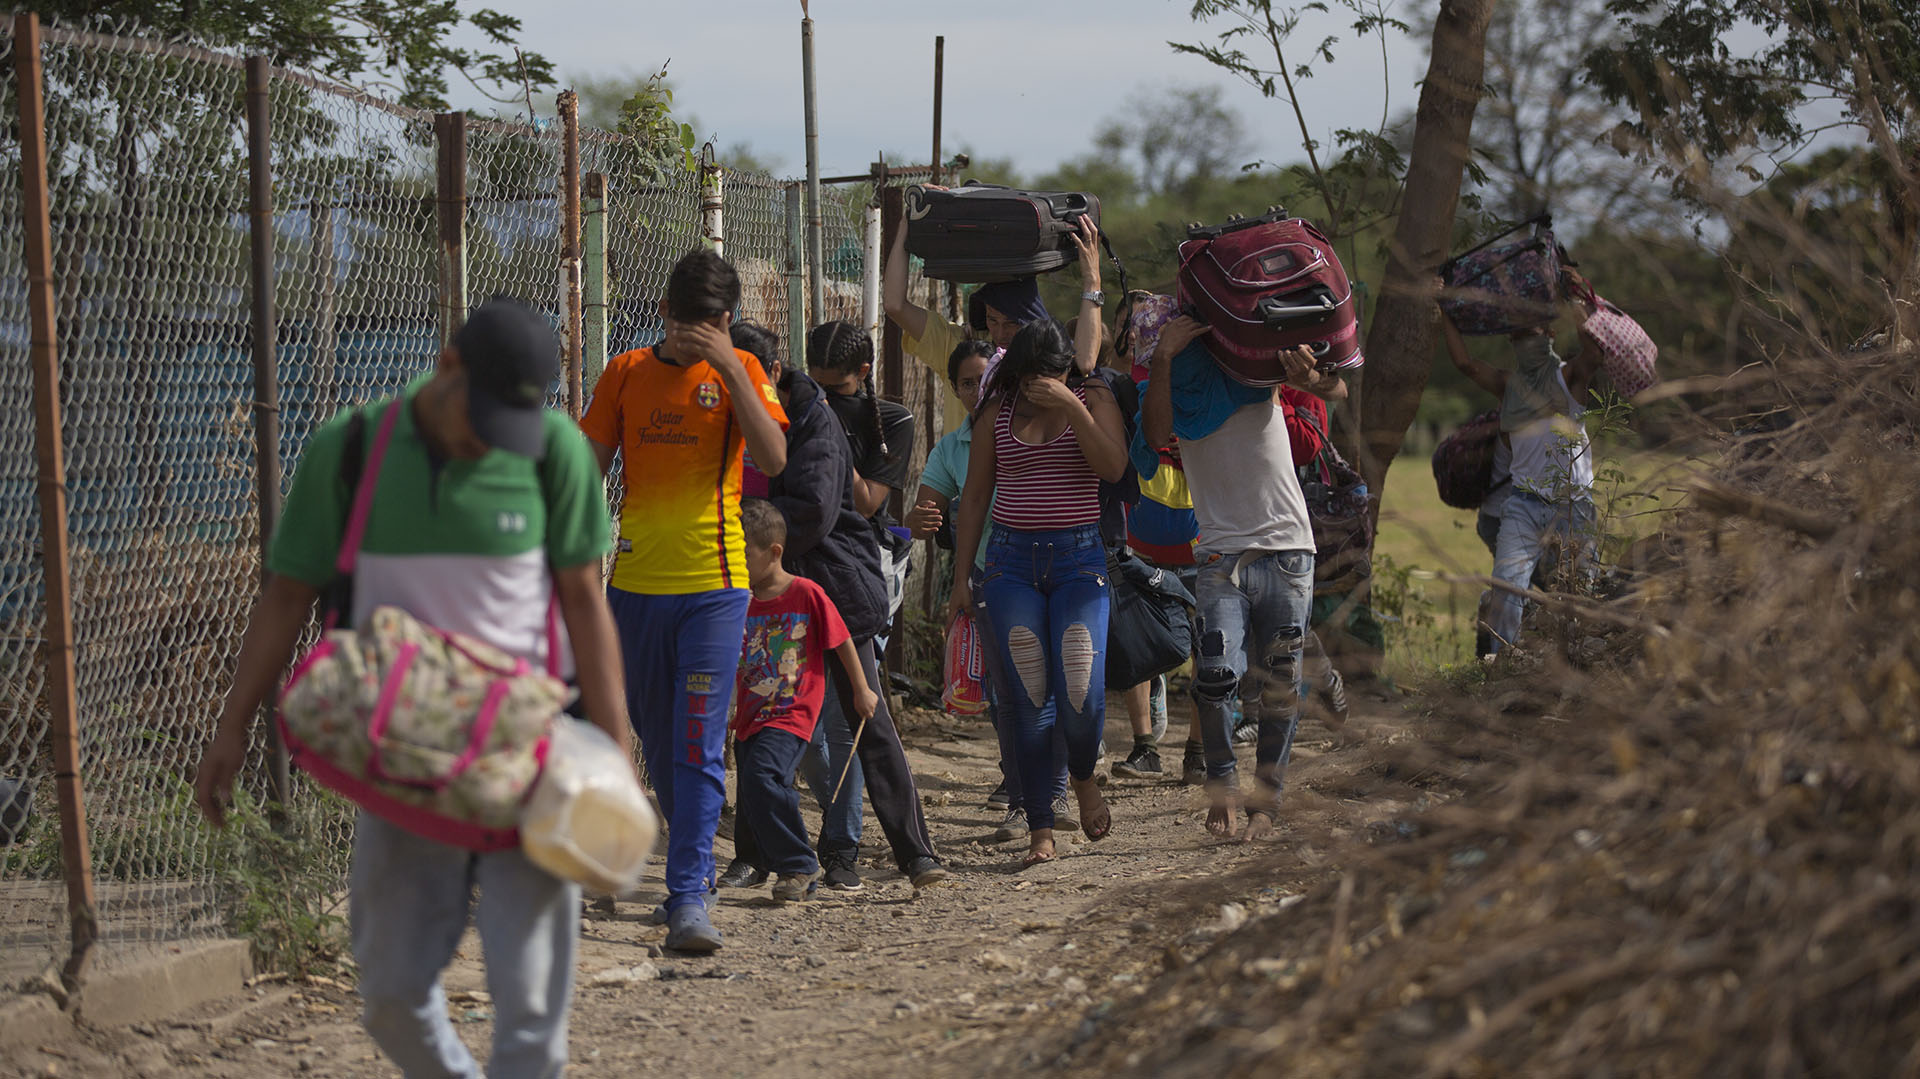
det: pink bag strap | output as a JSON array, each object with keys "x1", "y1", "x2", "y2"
[{"x1": 335, "y1": 398, "x2": 405, "y2": 578}]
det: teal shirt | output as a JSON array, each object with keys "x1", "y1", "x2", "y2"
[{"x1": 920, "y1": 423, "x2": 992, "y2": 571}]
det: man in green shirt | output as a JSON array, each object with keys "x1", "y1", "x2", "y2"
[{"x1": 194, "y1": 299, "x2": 626, "y2": 1079}]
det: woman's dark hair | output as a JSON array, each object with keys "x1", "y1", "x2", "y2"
[
  {"x1": 729, "y1": 320, "x2": 781, "y2": 374},
  {"x1": 806, "y1": 320, "x2": 886, "y2": 455},
  {"x1": 946, "y1": 339, "x2": 997, "y2": 388},
  {"x1": 666, "y1": 246, "x2": 740, "y2": 322},
  {"x1": 976, "y1": 318, "x2": 1081, "y2": 420}
]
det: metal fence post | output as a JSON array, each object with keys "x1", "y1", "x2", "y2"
[
  {"x1": 435, "y1": 112, "x2": 468, "y2": 343},
  {"x1": 244, "y1": 55, "x2": 291, "y2": 811},
  {"x1": 785, "y1": 182, "x2": 806, "y2": 345},
  {"x1": 311, "y1": 200, "x2": 339, "y2": 416},
  {"x1": 559, "y1": 90, "x2": 583, "y2": 419},
  {"x1": 700, "y1": 157, "x2": 725, "y2": 258},
  {"x1": 13, "y1": 10, "x2": 99, "y2": 994},
  {"x1": 879, "y1": 182, "x2": 909, "y2": 676},
  {"x1": 801, "y1": 13, "x2": 825, "y2": 324},
  {"x1": 861, "y1": 161, "x2": 882, "y2": 356},
  {"x1": 582, "y1": 172, "x2": 608, "y2": 399}
]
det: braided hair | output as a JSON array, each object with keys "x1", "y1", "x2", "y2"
[{"x1": 806, "y1": 320, "x2": 886, "y2": 456}]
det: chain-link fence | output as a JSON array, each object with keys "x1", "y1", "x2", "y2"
[{"x1": 1, "y1": 16, "x2": 962, "y2": 987}]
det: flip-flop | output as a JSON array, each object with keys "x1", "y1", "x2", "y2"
[
  {"x1": 1081, "y1": 801, "x2": 1112, "y2": 841},
  {"x1": 1020, "y1": 845, "x2": 1056, "y2": 869}
]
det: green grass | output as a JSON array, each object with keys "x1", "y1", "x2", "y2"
[{"x1": 1371, "y1": 443, "x2": 1701, "y2": 681}]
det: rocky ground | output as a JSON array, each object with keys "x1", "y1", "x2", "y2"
[{"x1": 7, "y1": 690, "x2": 1408, "y2": 1079}]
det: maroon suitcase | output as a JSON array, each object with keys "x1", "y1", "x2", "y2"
[{"x1": 1175, "y1": 210, "x2": 1362, "y2": 386}]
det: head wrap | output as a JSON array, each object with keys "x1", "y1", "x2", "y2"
[
  {"x1": 1124, "y1": 293, "x2": 1180, "y2": 383},
  {"x1": 971, "y1": 277, "x2": 1052, "y2": 330}
]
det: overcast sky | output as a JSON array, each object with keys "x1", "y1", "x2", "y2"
[{"x1": 449, "y1": 0, "x2": 1423, "y2": 178}]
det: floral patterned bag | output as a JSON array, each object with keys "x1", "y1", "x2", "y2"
[{"x1": 275, "y1": 399, "x2": 564, "y2": 851}]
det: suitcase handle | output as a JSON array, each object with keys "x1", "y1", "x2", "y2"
[
  {"x1": 1186, "y1": 206, "x2": 1289, "y2": 241},
  {"x1": 1258, "y1": 294, "x2": 1336, "y2": 324}
]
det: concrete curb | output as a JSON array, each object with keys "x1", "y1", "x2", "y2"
[{"x1": 0, "y1": 939, "x2": 253, "y2": 1048}]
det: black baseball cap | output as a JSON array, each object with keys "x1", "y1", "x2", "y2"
[{"x1": 451, "y1": 298, "x2": 557, "y2": 459}]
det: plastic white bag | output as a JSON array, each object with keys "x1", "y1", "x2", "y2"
[{"x1": 520, "y1": 719, "x2": 658, "y2": 895}]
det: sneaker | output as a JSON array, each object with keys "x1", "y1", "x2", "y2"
[
  {"x1": 820, "y1": 850, "x2": 864, "y2": 892},
  {"x1": 992, "y1": 805, "x2": 1027, "y2": 843},
  {"x1": 985, "y1": 781, "x2": 1011, "y2": 810},
  {"x1": 1112, "y1": 744, "x2": 1162, "y2": 779},
  {"x1": 717, "y1": 859, "x2": 768, "y2": 889},
  {"x1": 1317, "y1": 666, "x2": 1350, "y2": 727},
  {"x1": 905, "y1": 856, "x2": 950, "y2": 888},
  {"x1": 664, "y1": 902, "x2": 723, "y2": 953},
  {"x1": 1050, "y1": 794, "x2": 1079, "y2": 831},
  {"x1": 771, "y1": 870, "x2": 821, "y2": 902},
  {"x1": 1181, "y1": 743, "x2": 1206, "y2": 786}
]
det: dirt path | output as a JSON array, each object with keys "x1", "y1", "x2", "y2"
[{"x1": 13, "y1": 693, "x2": 1410, "y2": 1079}]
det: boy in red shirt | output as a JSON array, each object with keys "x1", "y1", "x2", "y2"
[{"x1": 729, "y1": 499, "x2": 877, "y2": 900}]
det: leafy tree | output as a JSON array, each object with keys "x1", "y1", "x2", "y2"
[
  {"x1": 1585, "y1": 0, "x2": 1920, "y2": 336},
  {"x1": 37, "y1": 0, "x2": 551, "y2": 110},
  {"x1": 1090, "y1": 85, "x2": 1252, "y2": 201}
]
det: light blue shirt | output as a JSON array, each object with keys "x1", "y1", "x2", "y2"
[{"x1": 920, "y1": 423, "x2": 993, "y2": 570}]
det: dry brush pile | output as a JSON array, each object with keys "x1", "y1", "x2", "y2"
[{"x1": 1018, "y1": 345, "x2": 1920, "y2": 1078}]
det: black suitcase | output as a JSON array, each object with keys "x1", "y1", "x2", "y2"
[{"x1": 904, "y1": 181, "x2": 1101, "y2": 282}]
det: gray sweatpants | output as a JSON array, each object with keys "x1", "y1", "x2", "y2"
[{"x1": 349, "y1": 812, "x2": 580, "y2": 1078}]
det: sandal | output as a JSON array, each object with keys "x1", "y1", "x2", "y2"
[
  {"x1": 1072, "y1": 777, "x2": 1112, "y2": 841},
  {"x1": 1021, "y1": 839, "x2": 1056, "y2": 869}
]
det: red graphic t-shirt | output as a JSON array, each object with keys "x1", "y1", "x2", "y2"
[{"x1": 732, "y1": 576, "x2": 850, "y2": 742}]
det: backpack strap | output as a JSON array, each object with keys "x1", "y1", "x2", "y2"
[
  {"x1": 1098, "y1": 229, "x2": 1129, "y2": 294},
  {"x1": 335, "y1": 397, "x2": 405, "y2": 579}
]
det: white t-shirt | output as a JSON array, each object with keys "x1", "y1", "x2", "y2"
[
  {"x1": 1509, "y1": 368, "x2": 1593, "y2": 500},
  {"x1": 1178, "y1": 395, "x2": 1315, "y2": 557}
]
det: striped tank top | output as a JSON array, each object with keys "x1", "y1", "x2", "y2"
[{"x1": 991, "y1": 385, "x2": 1102, "y2": 532}]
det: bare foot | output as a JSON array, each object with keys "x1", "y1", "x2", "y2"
[
  {"x1": 1071, "y1": 777, "x2": 1111, "y2": 841},
  {"x1": 1206, "y1": 786, "x2": 1238, "y2": 838},
  {"x1": 1022, "y1": 830, "x2": 1056, "y2": 869},
  {"x1": 1241, "y1": 809, "x2": 1276, "y2": 842}
]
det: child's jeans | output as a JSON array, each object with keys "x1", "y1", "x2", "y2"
[
  {"x1": 979, "y1": 525, "x2": 1110, "y2": 831},
  {"x1": 350, "y1": 812, "x2": 577, "y2": 1079},
  {"x1": 1191, "y1": 548, "x2": 1314, "y2": 789},
  {"x1": 732, "y1": 728, "x2": 817, "y2": 875}
]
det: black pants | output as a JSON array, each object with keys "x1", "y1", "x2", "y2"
[
  {"x1": 816, "y1": 636, "x2": 938, "y2": 870},
  {"x1": 732, "y1": 728, "x2": 815, "y2": 875}
]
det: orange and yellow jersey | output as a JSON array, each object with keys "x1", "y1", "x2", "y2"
[{"x1": 580, "y1": 346, "x2": 788, "y2": 595}]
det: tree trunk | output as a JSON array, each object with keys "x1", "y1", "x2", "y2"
[{"x1": 1350, "y1": 0, "x2": 1497, "y2": 495}]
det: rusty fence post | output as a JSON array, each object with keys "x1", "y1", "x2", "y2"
[
  {"x1": 243, "y1": 55, "x2": 291, "y2": 813},
  {"x1": 435, "y1": 112, "x2": 468, "y2": 343},
  {"x1": 13, "y1": 10, "x2": 99, "y2": 995},
  {"x1": 559, "y1": 90, "x2": 583, "y2": 418}
]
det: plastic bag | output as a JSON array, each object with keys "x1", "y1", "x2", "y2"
[
  {"x1": 942, "y1": 609, "x2": 989, "y2": 716},
  {"x1": 520, "y1": 719, "x2": 658, "y2": 895}
]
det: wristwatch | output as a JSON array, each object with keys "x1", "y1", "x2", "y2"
[{"x1": 1081, "y1": 290, "x2": 1104, "y2": 306}]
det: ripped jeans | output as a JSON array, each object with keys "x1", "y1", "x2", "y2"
[
  {"x1": 979, "y1": 525, "x2": 1110, "y2": 832},
  {"x1": 1192, "y1": 548, "x2": 1314, "y2": 791}
]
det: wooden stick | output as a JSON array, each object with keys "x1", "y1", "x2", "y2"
[
  {"x1": 829, "y1": 713, "x2": 870, "y2": 804},
  {"x1": 1688, "y1": 476, "x2": 1842, "y2": 540}
]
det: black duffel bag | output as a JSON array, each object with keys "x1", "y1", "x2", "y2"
[
  {"x1": 1105, "y1": 552, "x2": 1195, "y2": 691},
  {"x1": 906, "y1": 181, "x2": 1102, "y2": 282}
]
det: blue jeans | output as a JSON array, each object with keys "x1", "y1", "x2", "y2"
[
  {"x1": 732, "y1": 728, "x2": 816, "y2": 875},
  {"x1": 970, "y1": 566, "x2": 1067, "y2": 812},
  {"x1": 979, "y1": 525, "x2": 1110, "y2": 831},
  {"x1": 1488, "y1": 492, "x2": 1597, "y2": 653},
  {"x1": 350, "y1": 813, "x2": 577, "y2": 1079},
  {"x1": 608, "y1": 586, "x2": 751, "y2": 910},
  {"x1": 1191, "y1": 549, "x2": 1314, "y2": 788},
  {"x1": 802, "y1": 673, "x2": 864, "y2": 856}
]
